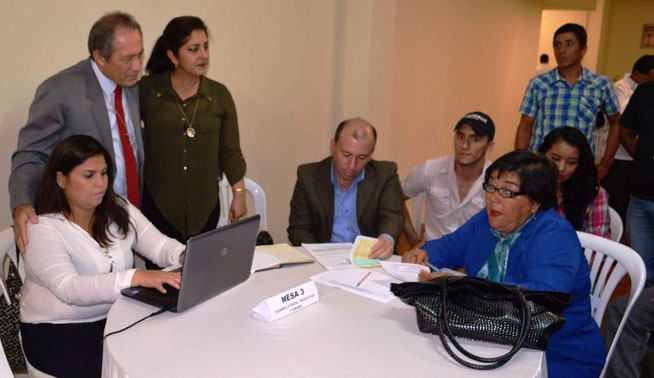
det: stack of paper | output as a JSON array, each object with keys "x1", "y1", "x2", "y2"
[
  {"x1": 302, "y1": 243, "x2": 353, "y2": 270},
  {"x1": 311, "y1": 269, "x2": 398, "y2": 303},
  {"x1": 380, "y1": 261, "x2": 429, "y2": 282}
]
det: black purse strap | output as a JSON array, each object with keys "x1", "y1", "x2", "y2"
[{"x1": 437, "y1": 279, "x2": 532, "y2": 370}]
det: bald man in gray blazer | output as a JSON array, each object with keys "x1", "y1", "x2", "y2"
[{"x1": 9, "y1": 11, "x2": 144, "y2": 251}]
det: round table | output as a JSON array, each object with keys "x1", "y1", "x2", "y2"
[{"x1": 102, "y1": 253, "x2": 546, "y2": 377}]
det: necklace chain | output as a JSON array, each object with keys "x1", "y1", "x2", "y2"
[{"x1": 174, "y1": 95, "x2": 200, "y2": 134}]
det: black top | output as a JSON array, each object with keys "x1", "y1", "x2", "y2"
[{"x1": 620, "y1": 80, "x2": 654, "y2": 200}]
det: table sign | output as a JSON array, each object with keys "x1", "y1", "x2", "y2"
[{"x1": 252, "y1": 281, "x2": 319, "y2": 322}]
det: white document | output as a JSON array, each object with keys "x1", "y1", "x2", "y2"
[
  {"x1": 380, "y1": 261, "x2": 429, "y2": 282},
  {"x1": 252, "y1": 281, "x2": 319, "y2": 322},
  {"x1": 311, "y1": 268, "x2": 398, "y2": 303},
  {"x1": 251, "y1": 252, "x2": 282, "y2": 273},
  {"x1": 302, "y1": 243, "x2": 354, "y2": 270}
]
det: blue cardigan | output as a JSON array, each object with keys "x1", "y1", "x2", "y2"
[{"x1": 422, "y1": 208, "x2": 605, "y2": 377}]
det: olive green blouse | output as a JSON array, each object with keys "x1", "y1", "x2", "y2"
[{"x1": 140, "y1": 72, "x2": 246, "y2": 239}]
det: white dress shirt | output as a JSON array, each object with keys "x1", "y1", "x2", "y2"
[
  {"x1": 613, "y1": 73, "x2": 637, "y2": 161},
  {"x1": 90, "y1": 60, "x2": 139, "y2": 197},
  {"x1": 402, "y1": 155, "x2": 490, "y2": 241},
  {"x1": 20, "y1": 202, "x2": 184, "y2": 324}
]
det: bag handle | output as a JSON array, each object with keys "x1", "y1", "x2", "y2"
[{"x1": 437, "y1": 278, "x2": 531, "y2": 370}]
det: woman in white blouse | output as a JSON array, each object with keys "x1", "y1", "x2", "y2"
[{"x1": 19, "y1": 135, "x2": 185, "y2": 378}]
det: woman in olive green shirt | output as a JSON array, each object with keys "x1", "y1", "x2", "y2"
[{"x1": 140, "y1": 16, "x2": 246, "y2": 253}]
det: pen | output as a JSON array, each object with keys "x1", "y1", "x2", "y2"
[
  {"x1": 356, "y1": 271, "x2": 372, "y2": 287},
  {"x1": 425, "y1": 262, "x2": 440, "y2": 273}
]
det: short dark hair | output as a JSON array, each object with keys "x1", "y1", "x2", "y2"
[
  {"x1": 146, "y1": 16, "x2": 209, "y2": 74},
  {"x1": 36, "y1": 135, "x2": 132, "y2": 248},
  {"x1": 88, "y1": 11, "x2": 142, "y2": 59},
  {"x1": 485, "y1": 150, "x2": 558, "y2": 210},
  {"x1": 538, "y1": 127, "x2": 598, "y2": 230},
  {"x1": 540, "y1": 53, "x2": 549, "y2": 64},
  {"x1": 553, "y1": 23, "x2": 587, "y2": 48},
  {"x1": 633, "y1": 55, "x2": 654, "y2": 75},
  {"x1": 334, "y1": 118, "x2": 377, "y2": 144}
]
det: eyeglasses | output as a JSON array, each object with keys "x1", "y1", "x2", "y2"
[{"x1": 482, "y1": 183, "x2": 526, "y2": 199}]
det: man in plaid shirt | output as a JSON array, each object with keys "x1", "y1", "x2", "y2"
[{"x1": 515, "y1": 23, "x2": 620, "y2": 180}]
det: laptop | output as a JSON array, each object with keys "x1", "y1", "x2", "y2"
[{"x1": 121, "y1": 215, "x2": 260, "y2": 312}]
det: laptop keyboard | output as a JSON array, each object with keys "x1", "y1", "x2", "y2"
[{"x1": 133, "y1": 284, "x2": 179, "y2": 310}]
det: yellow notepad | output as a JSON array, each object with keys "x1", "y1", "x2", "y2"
[
  {"x1": 349, "y1": 236, "x2": 381, "y2": 268},
  {"x1": 255, "y1": 243, "x2": 315, "y2": 267}
]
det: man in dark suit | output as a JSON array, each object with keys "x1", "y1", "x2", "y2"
[
  {"x1": 9, "y1": 11, "x2": 144, "y2": 251},
  {"x1": 288, "y1": 118, "x2": 404, "y2": 259}
]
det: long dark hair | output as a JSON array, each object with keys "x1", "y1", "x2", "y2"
[
  {"x1": 538, "y1": 126, "x2": 598, "y2": 230},
  {"x1": 146, "y1": 16, "x2": 208, "y2": 74},
  {"x1": 36, "y1": 135, "x2": 132, "y2": 247}
]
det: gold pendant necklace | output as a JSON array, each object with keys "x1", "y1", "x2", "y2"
[{"x1": 174, "y1": 95, "x2": 200, "y2": 138}]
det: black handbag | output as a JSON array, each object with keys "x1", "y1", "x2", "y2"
[
  {"x1": 256, "y1": 230, "x2": 274, "y2": 246},
  {"x1": 0, "y1": 254, "x2": 26, "y2": 372},
  {"x1": 391, "y1": 276, "x2": 571, "y2": 370}
]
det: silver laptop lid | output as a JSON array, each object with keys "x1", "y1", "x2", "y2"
[{"x1": 176, "y1": 215, "x2": 260, "y2": 312}]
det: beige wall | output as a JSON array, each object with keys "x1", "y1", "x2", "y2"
[
  {"x1": 388, "y1": 0, "x2": 542, "y2": 178},
  {"x1": 1, "y1": 0, "x2": 566, "y2": 243},
  {"x1": 598, "y1": 0, "x2": 654, "y2": 79}
]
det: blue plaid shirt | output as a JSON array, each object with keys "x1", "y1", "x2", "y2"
[{"x1": 519, "y1": 67, "x2": 619, "y2": 152}]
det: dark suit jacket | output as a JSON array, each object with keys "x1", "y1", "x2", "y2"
[
  {"x1": 9, "y1": 59, "x2": 143, "y2": 211},
  {"x1": 287, "y1": 157, "x2": 404, "y2": 246}
]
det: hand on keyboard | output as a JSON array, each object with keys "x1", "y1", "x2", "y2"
[{"x1": 131, "y1": 270, "x2": 182, "y2": 294}]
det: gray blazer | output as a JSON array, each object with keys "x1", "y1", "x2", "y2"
[{"x1": 9, "y1": 59, "x2": 143, "y2": 211}]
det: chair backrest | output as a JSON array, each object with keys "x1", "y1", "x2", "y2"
[
  {"x1": 0, "y1": 227, "x2": 25, "y2": 305},
  {"x1": 608, "y1": 206, "x2": 623, "y2": 242},
  {"x1": 576, "y1": 231, "x2": 646, "y2": 377},
  {"x1": 218, "y1": 176, "x2": 268, "y2": 231},
  {"x1": 411, "y1": 192, "x2": 426, "y2": 235}
]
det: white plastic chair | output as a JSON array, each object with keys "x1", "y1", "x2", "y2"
[
  {"x1": 217, "y1": 176, "x2": 268, "y2": 231},
  {"x1": 411, "y1": 192, "x2": 426, "y2": 235},
  {"x1": 0, "y1": 340, "x2": 14, "y2": 378},
  {"x1": 0, "y1": 227, "x2": 24, "y2": 285},
  {"x1": 0, "y1": 227, "x2": 54, "y2": 378},
  {"x1": 608, "y1": 206, "x2": 623, "y2": 242},
  {"x1": 576, "y1": 231, "x2": 646, "y2": 378}
]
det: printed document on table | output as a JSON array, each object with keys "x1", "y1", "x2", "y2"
[
  {"x1": 311, "y1": 268, "x2": 398, "y2": 303},
  {"x1": 302, "y1": 243, "x2": 353, "y2": 270},
  {"x1": 380, "y1": 261, "x2": 429, "y2": 282}
]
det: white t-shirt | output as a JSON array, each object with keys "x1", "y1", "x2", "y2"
[
  {"x1": 612, "y1": 73, "x2": 638, "y2": 161},
  {"x1": 401, "y1": 155, "x2": 489, "y2": 241},
  {"x1": 20, "y1": 201, "x2": 184, "y2": 324}
]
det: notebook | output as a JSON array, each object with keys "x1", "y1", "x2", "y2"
[{"x1": 121, "y1": 215, "x2": 260, "y2": 312}]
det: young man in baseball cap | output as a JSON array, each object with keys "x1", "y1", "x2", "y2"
[{"x1": 401, "y1": 111, "x2": 495, "y2": 247}]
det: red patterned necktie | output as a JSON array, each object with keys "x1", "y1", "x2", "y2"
[{"x1": 114, "y1": 86, "x2": 140, "y2": 206}]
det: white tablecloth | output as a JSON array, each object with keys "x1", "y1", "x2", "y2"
[{"x1": 102, "y1": 254, "x2": 546, "y2": 378}]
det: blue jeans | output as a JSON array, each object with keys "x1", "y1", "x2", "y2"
[{"x1": 627, "y1": 196, "x2": 654, "y2": 287}]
